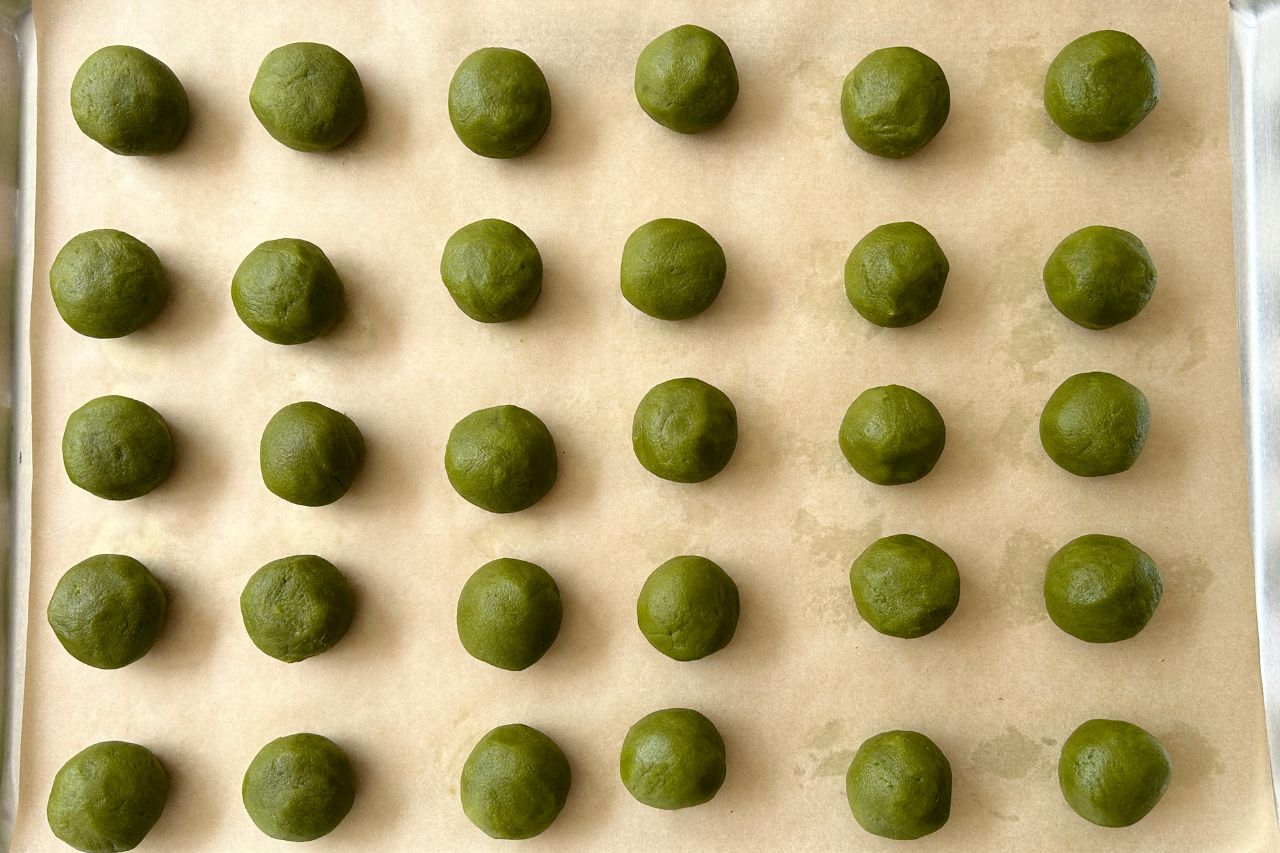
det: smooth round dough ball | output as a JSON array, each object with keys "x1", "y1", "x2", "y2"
[
  {"x1": 240, "y1": 555, "x2": 354, "y2": 663},
  {"x1": 441, "y1": 219, "x2": 543, "y2": 323},
  {"x1": 70, "y1": 45, "x2": 188, "y2": 155},
  {"x1": 445, "y1": 405, "x2": 558, "y2": 513},
  {"x1": 1044, "y1": 534, "x2": 1162, "y2": 643},
  {"x1": 461, "y1": 724, "x2": 571, "y2": 840},
  {"x1": 844, "y1": 222, "x2": 948, "y2": 328},
  {"x1": 457, "y1": 558, "x2": 562, "y2": 671},
  {"x1": 47, "y1": 554, "x2": 166, "y2": 669},
  {"x1": 47, "y1": 740, "x2": 168, "y2": 853},
  {"x1": 634, "y1": 24, "x2": 739, "y2": 134},
  {"x1": 448, "y1": 47, "x2": 551, "y2": 159},
  {"x1": 1058, "y1": 719, "x2": 1171, "y2": 827},
  {"x1": 1040, "y1": 372, "x2": 1150, "y2": 477},
  {"x1": 232, "y1": 238, "x2": 345, "y2": 345},
  {"x1": 621, "y1": 218, "x2": 726, "y2": 320},
  {"x1": 250, "y1": 42, "x2": 365, "y2": 152},
  {"x1": 841, "y1": 47, "x2": 949, "y2": 159},
  {"x1": 620, "y1": 708, "x2": 726, "y2": 810},
  {"x1": 1045, "y1": 30, "x2": 1159, "y2": 143},
  {"x1": 846, "y1": 730, "x2": 951, "y2": 840},
  {"x1": 637, "y1": 555, "x2": 739, "y2": 661},
  {"x1": 850, "y1": 534, "x2": 959, "y2": 639},
  {"x1": 839, "y1": 385, "x2": 945, "y2": 485},
  {"x1": 260, "y1": 401, "x2": 365, "y2": 506},
  {"x1": 62, "y1": 395, "x2": 173, "y2": 501},
  {"x1": 243, "y1": 733, "x2": 355, "y2": 842},
  {"x1": 632, "y1": 377, "x2": 737, "y2": 483},
  {"x1": 1043, "y1": 226, "x2": 1156, "y2": 330},
  {"x1": 50, "y1": 229, "x2": 168, "y2": 338}
]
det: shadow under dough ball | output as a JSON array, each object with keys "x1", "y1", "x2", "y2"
[
  {"x1": 240, "y1": 555, "x2": 354, "y2": 663},
  {"x1": 1045, "y1": 30, "x2": 1159, "y2": 143},
  {"x1": 1044, "y1": 534, "x2": 1162, "y2": 643},
  {"x1": 445, "y1": 405, "x2": 557, "y2": 513},
  {"x1": 62, "y1": 395, "x2": 173, "y2": 501},
  {"x1": 1040, "y1": 371, "x2": 1150, "y2": 477},
  {"x1": 243, "y1": 733, "x2": 355, "y2": 842},
  {"x1": 461, "y1": 724, "x2": 571, "y2": 840},
  {"x1": 637, "y1": 555, "x2": 739, "y2": 661},
  {"x1": 634, "y1": 24, "x2": 738, "y2": 134},
  {"x1": 1058, "y1": 719, "x2": 1171, "y2": 827},
  {"x1": 620, "y1": 708, "x2": 726, "y2": 810},
  {"x1": 844, "y1": 221, "x2": 949, "y2": 328},
  {"x1": 846, "y1": 730, "x2": 951, "y2": 840},
  {"x1": 70, "y1": 45, "x2": 188, "y2": 155},
  {"x1": 440, "y1": 219, "x2": 543, "y2": 323},
  {"x1": 259, "y1": 401, "x2": 365, "y2": 506},
  {"x1": 621, "y1": 218, "x2": 726, "y2": 320},
  {"x1": 47, "y1": 740, "x2": 168, "y2": 853},
  {"x1": 50, "y1": 229, "x2": 168, "y2": 338},
  {"x1": 850, "y1": 534, "x2": 959, "y2": 639},
  {"x1": 448, "y1": 47, "x2": 551, "y2": 158},
  {"x1": 47, "y1": 554, "x2": 166, "y2": 670},
  {"x1": 839, "y1": 384, "x2": 945, "y2": 485},
  {"x1": 841, "y1": 46, "x2": 949, "y2": 159},
  {"x1": 250, "y1": 42, "x2": 365, "y2": 152},
  {"x1": 1043, "y1": 226, "x2": 1156, "y2": 330},
  {"x1": 456, "y1": 558, "x2": 562, "y2": 671},
  {"x1": 632, "y1": 377, "x2": 737, "y2": 483},
  {"x1": 232, "y1": 238, "x2": 345, "y2": 344}
]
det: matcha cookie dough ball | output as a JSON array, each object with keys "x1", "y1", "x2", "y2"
[
  {"x1": 637, "y1": 555, "x2": 739, "y2": 661},
  {"x1": 1043, "y1": 226, "x2": 1156, "y2": 330},
  {"x1": 260, "y1": 401, "x2": 365, "y2": 506},
  {"x1": 232, "y1": 238, "x2": 345, "y2": 345},
  {"x1": 850, "y1": 535, "x2": 959, "y2": 639},
  {"x1": 446, "y1": 405, "x2": 558, "y2": 513},
  {"x1": 621, "y1": 218, "x2": 726, "y2": 320},
  {"x1": 842, "y1": 47, "x2": 950, "y2": 159},
  {"x1": 457, "y1": 558, "x2": 562, "y2": 671},
  {"x1": 844, "y1": 222, "x2": 948, "y2": 328},
  {"x1": 1040, "y1": 372, "x2": 1150, "y2": 477},
  {"x1": 1045, "y1": 31, "x2": 1159, "y2": 143},
  {"x1": 461, "y1": 724, "x2": 571, "y2": 839},
  {"x1": 441, "y1": 219, "x2": 543, "y2": 323},
  {"x1": 47, "y1": 740, "x2": 168, "y2": 853},
  {"x1": 250, "y1": 42, "x2": 365, "y2": 152},
  {"x1": 50, "y1": 230, "x2": 168, "y2": 338},
  {"x1": 70, "y1": 46, "x2": 188, "y2": 155},
  {"x1": 449, "y1": 48, "x2": 551, "y2": 158},
  {"x1": 1045, "y1": 534, "x2": 1162, "y2": 643},
  {"x1": 839, "y1": 385, "x2": 945, "y2": 485},
  {"x1": 241, "y1": 555, "x2": 354, "y2": 663},
  {"x1": 47, "y1": 554, "x2": 166, "y2": 669},
  {"x1": 620, "y1": 708, "x2": 726, "y2": 810},
  {"x1": 62, "y1": 395, "x2": 173, "y2": 501},
  {"x1": 243, "y1": 733, "x2": 355, "y2": 842},
  {"x1": 632, "y1": 378, "x2": 737, "y2": 483},
  {"x1": 1058, "y1": 719, "x2": 1171, "y2": 827},
  {"x1": 634, "y1": 25, "x2": 739, "y2": 134},
  {"x1": 846, "y1": 730, "x2": 951, "y2": 840}
]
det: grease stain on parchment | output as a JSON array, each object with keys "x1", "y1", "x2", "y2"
[
  {"x1": 792, "y1": 508, "x2": 882, "y2": 562},
  {"x1": 1157, "y1": 721, "x2": 1225, "y2": 784},
  {"x1": 796, "y1": 720, "x2": 854, "y2": 779},
  {"x1": 997, "y1": 529, "x2": 1053, "y2": 626},
  {"x1": 969, "y1": 726, "x2": 1048, "y2": 780}
]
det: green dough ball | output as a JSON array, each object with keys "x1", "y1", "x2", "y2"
[
  {"x1": 250, "y1": 42, "x2": 365, "y2": 152},
  {"x1": 849, "y1": 534, "x2": 959, "y2": 639},
  {"x1": 260, "y1": 401, "x2": 365, "y2": 506},
  {"x1": 1044, "y1": 31, "x2": 1159, "y2": 143},
  {"x1": 441, "y1": 219, "x2": 543, "y2": 323},
  {"x1": 70, "y1": 45, "x2": 188, "y2": 156},
  {"x1": 457, "y1": 558, "x2": 562, "y2": 671},
  {"x1": 47, "y1": 740, "x2": 168, "y2": 853},
  {"x1": 620, "y1": 218, "x2": 726, "y2": 320},
  {"x1": 846, "y1": 730, "x2": 951, "y2": 840},
  {"x1": 636, "y1": 555, "x2": 739, "y2": 661},
  {"x1": 47, "y1": 554, "x2": 166, "y2": 669},
  {"x1": 461, "y1": 724, "x2": 571, "y2": 840},
  {"x1": 839, "y1": 385, "x2": 945, "y2": 485},
  {"x1": 1040, "y1": 372, "x2": 1150, "y2": 477},
  {"x1": 445, "y1": 405, "x2": 558, "y2": 513},
  {"x1": 1058, "y1": 719, "x2": 1171, "y2": 827},
  {"x1": 448, "y1": 48, "x2": 551, "y2": 159},
  {"x1": 240, "y1": 555, "x2": 354, "y2": 663},
  {"x1": 632, "y1": 377, "x2": 738, "y2": 483},
  {"x1": 620, "y1": 708, "x2": 726, "y2": 810},
  {"x1": 1044, "y1": 534, "x2": 1162, "y2": 643},
  {"x1": 844, "y1": 222, "x2": 949, "y2": 328},
  {"x1": 50, "y1": 229, "x2": 168, "y2": 338},
  {"x1": 634, "y1": 25, "x2": 739, "y2": 134},
  {"x1": 841, "y1": 47, "x2": 949, "y2": 159},
  {"x1": 62, "y1": 395, "x2": 173, "y2": 501},
  {"x1": 243, "y1": 733, "x2": 355, "y2": 842},
  {"x1": 231, "y1": 238, "x2": 345, "y2": 345},
  {"x1": 1043, "y1": 226, "x2": 1156, "y2": 330}
]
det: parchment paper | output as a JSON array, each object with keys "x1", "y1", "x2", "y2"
[{"x1": 13, "y1": 1, "x2": 1278, "y2": 850}]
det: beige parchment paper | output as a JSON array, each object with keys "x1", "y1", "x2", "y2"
[{"x1": 13, "y1": 0, "x2": 1278, "y2": 850}]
